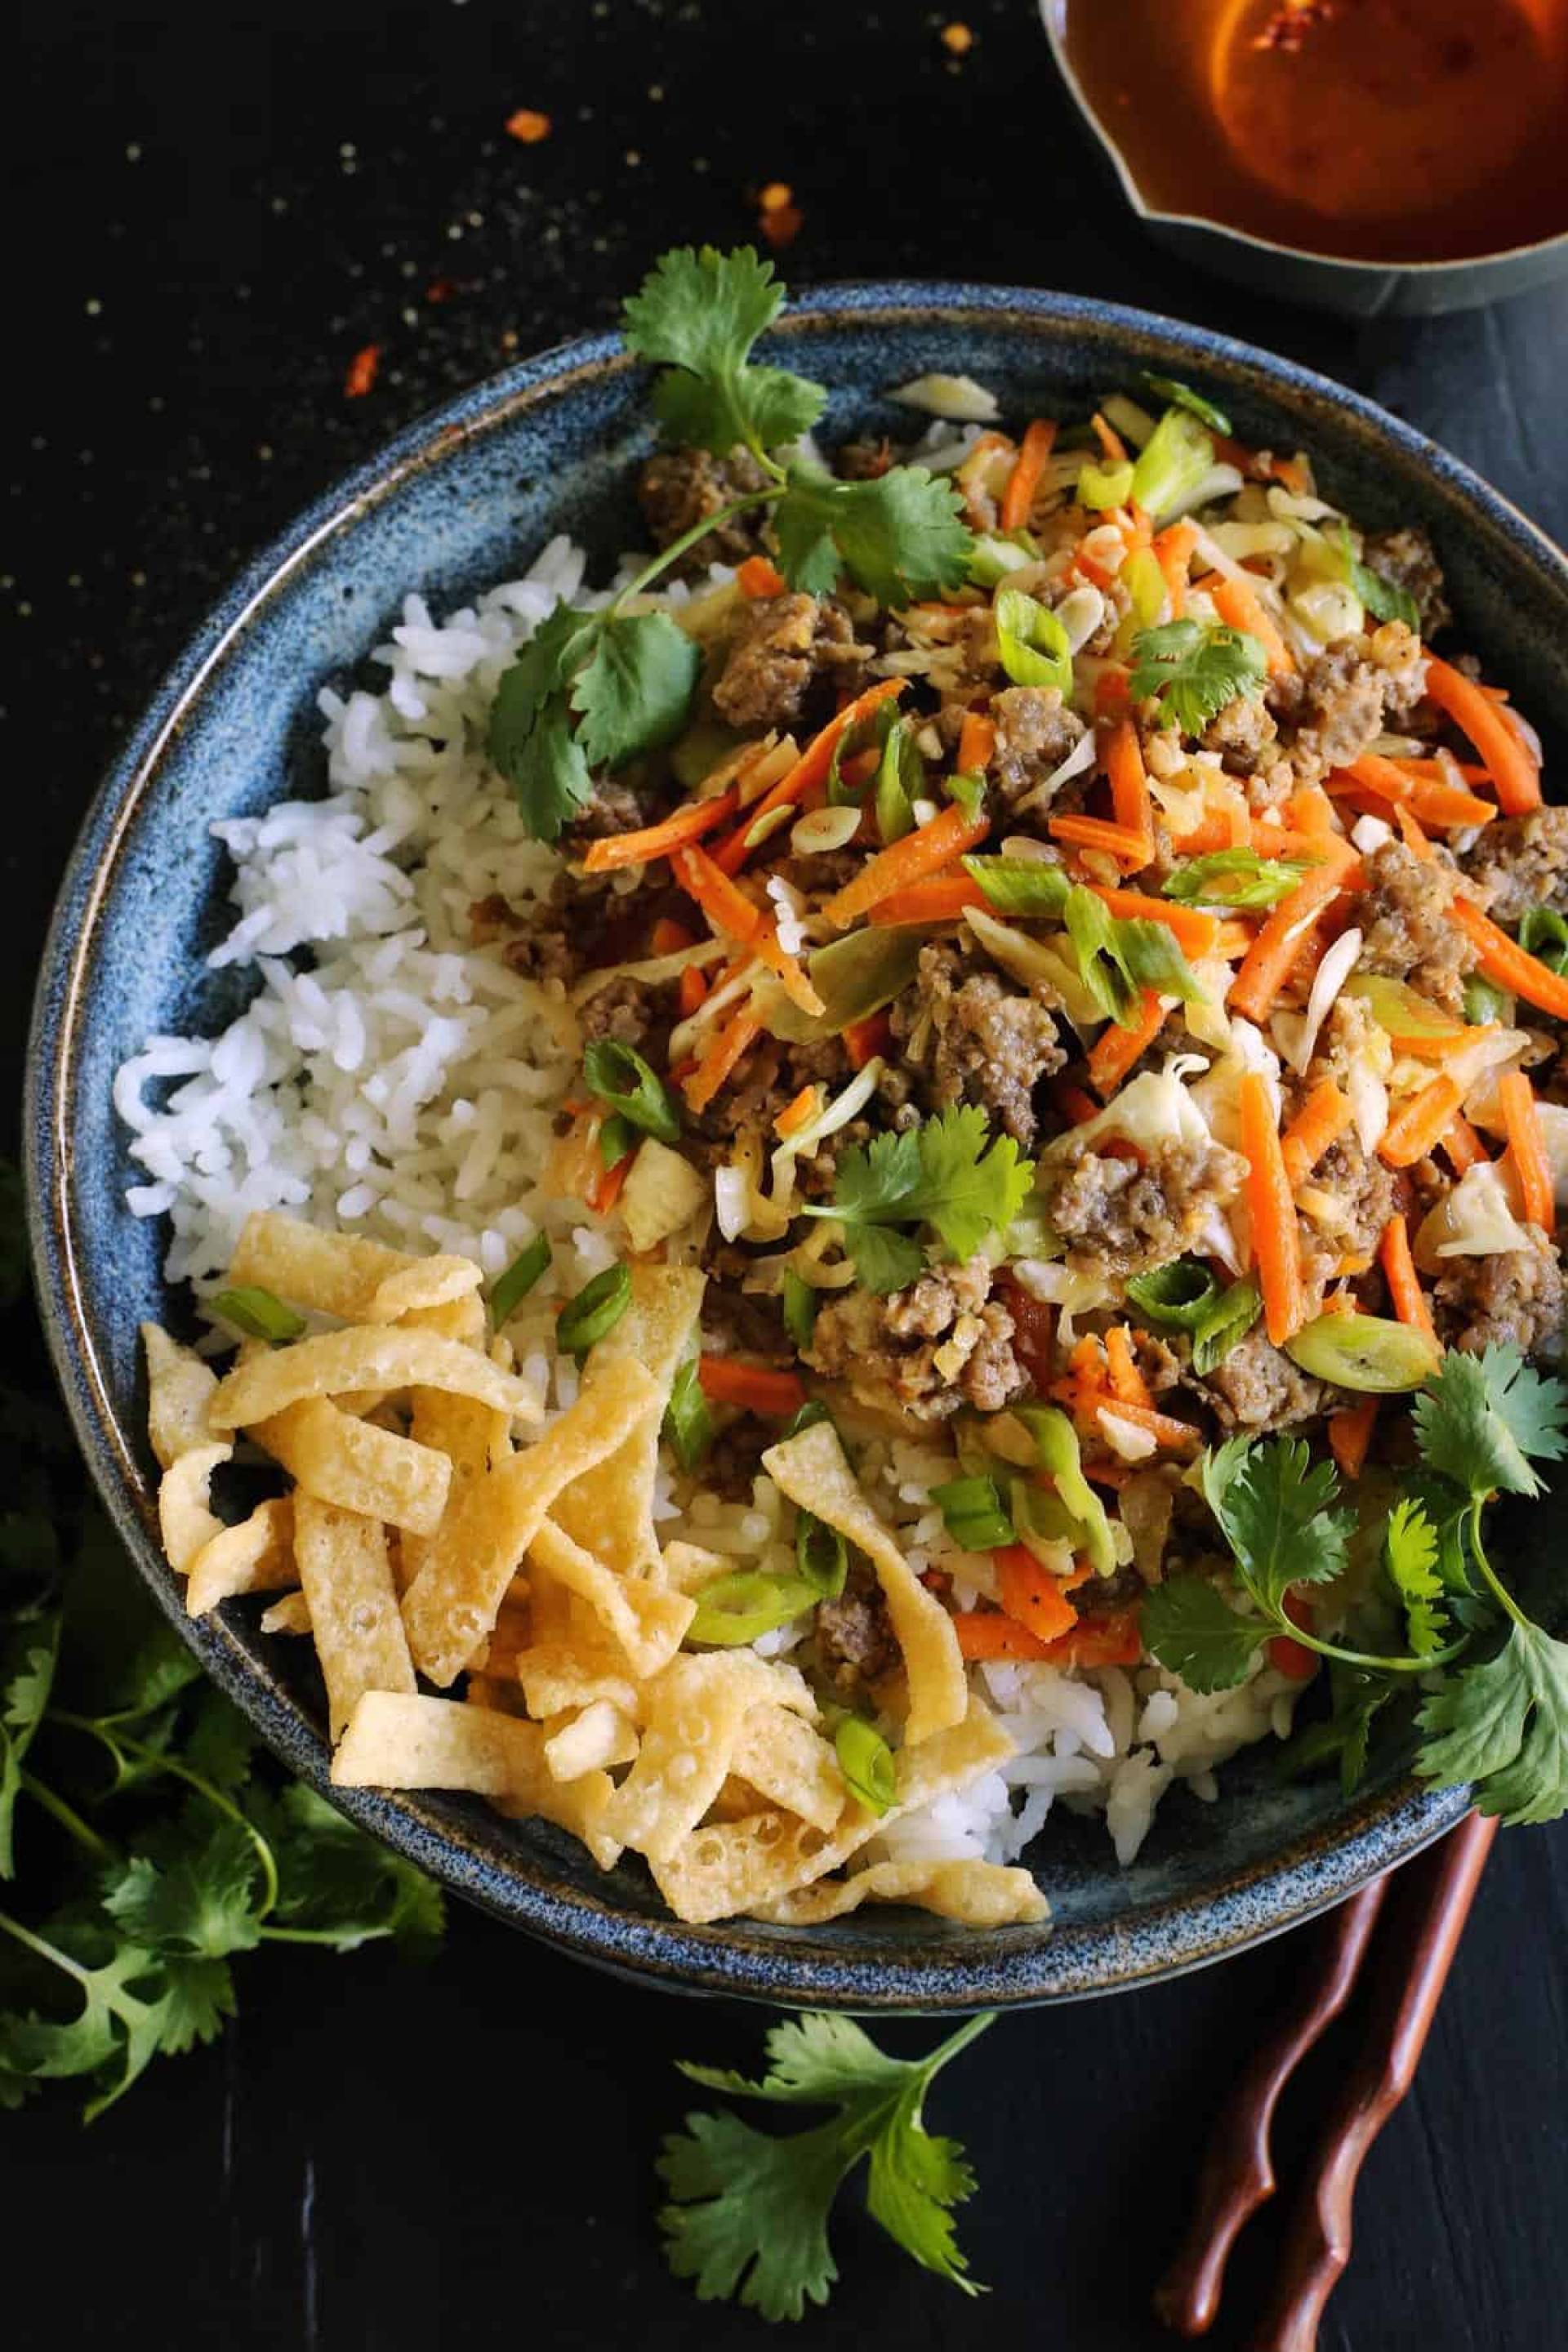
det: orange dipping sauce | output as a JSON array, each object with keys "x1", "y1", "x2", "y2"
[{"x1": 1058, "y1": 0, "x2": 1568, "y2": 262}]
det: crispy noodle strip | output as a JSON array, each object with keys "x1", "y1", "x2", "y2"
[
  {"x1": 158, "y1": 1443, "x2": 232, "y2": 1577},
  {"x1": 142, "y1": 1322, "x2": 220, "y2": 1468},
  {"x1": 730, "y1": 1706, "x2": 846, "y2": 1835},
  {"x1": 186, "y1": 1496, "x2": 296, "y2": 1617},
  {"x1": 541, "y1": 1699, "x2": 640, "y2": 1781},
  {"x1": 227, "y1": 1209, "x2": 482, "y2": 1325},
  {"x1": 252, "y1": 1397, "x2": 452, "y2": 1536},
  {"x1": 763, "y1": 1419, "x2": 967, "y2": 1745},
  {"x1": 260, "y1": 1592, "x2": 313, "y2": 1636},
  {"x1": 602, "y1": 1653, "x2": 816, "y2": 1865},
  {"x1": 209, "y1": 1326, "x2": 539, "y2": 1433},
  {"x1": 293, "y1": 1494, "x2": 416, "y2": 1740},
  {"x1": 758, "y1": 1858, "x2": 1047, "y2": 1927},
  {"x1": 528, "y1": 1518, "x2": 695, "y2": 1681},
  {"x1": 551, "y1": 1264, "x2": 706, "y2": 1579}
]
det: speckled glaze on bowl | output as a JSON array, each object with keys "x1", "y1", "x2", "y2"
[{"x1": 26, "y1": 286, "x2": 1568, "y2": 2010}]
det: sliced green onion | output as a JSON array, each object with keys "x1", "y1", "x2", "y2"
[
  {"x1": 1285, "y1": 1312, "x2": 1440, "y2": 1393},
  {"x1": 782, "y1": 1269, "x2": 820, "y2": 1352},
  {"x1": 556, "y1": 1262, "x2": 631, "y2": 1358},
  {"x1": 967, "y1": 532, "x2": 1039, "y2": 588},
  {"x1": 947, "y1": 771, "x2": 987, "y2": 822},
  {"x1": 835, "y1": 1717, "x2": 897, "y2": 1814},
  {"x1": 961, "y1": 854, "x2": 1071, "y2": 918},
  {"x1": 1079, "y1": 459, "x2": 1135, "y2": 510},
  {"x1": 995, "y1": 587, "x2": 1073, "y2": 695},
  {"x1": 930, "y1": 1474, "x2": 1015, "y2": 1553},
  {"x1": 1333, "y1": 523, "x2": 1419, "y2": 632},
  {"x1": 599, "y1": 1111, "x2": 638, "y2": 1168},
  {"x1": 827, "y1": 698, "x2": 898, "y2": 805},
  {"x1": 1463, "y1": 973, "x2": 1512, "y2": 1026},
  {"x1": 782, "y1": 1397, "x2": 832, "y2": 1442},
  {"x1": 1130, "y1": 407, "x2": 1215, "y2": 525},
  {"x1": 1125, "y1": 1259, "x2": 1219, "y2": 1332},
  {"x1": 1012, "y1": 1406, "x2": 1115, "y2": 1576},
  {"x1": 1115, "y1": 918, "x2": 1205, "y2": 1004},
  {"x1": 875, "y1": 717, "x2": 921, "y2": 845},
  {"x1": 488, "y1": 1233, "x2": 551, "y2": 1328},
  {"x1": 1163, "y1": 850, "x2": 1312, "y2": 911},
  {"x1": 796, "y1": 1510, "x2": 848, "y2": 1598},
  {"x1": 1123, "y1": 544, "x2": 1168, "y2": 631},
  {"x1": 688, "y1": 1569, "x2": 819, "y2": 1647},
  {"x1": 212, "y1": 1286, "x2": 306, "y2": 1345},
  {"x1": 581, "y1": 1038, "x2": 682, "y2": 1143},
  {"x1": 662, "y1": 1356, "x2": 713, "y2": 1472},
  {"x1": 1190, "y1": 1277, "x2": 1262, "y2": 1377},
  {"x1": 1143, "y1": 373, "x2": 1233, "y2": 439},
  {"x1": 1521, "y1": 906, "x2": 1568, "y2": 976}
]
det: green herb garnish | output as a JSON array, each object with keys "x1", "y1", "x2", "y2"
[
  {"x1": 796, "y1": 1512, "x2": 848, "y2": 1599},
  {"x1": 811, "y1": 1106, "x2": 1035, "y2": 1297},
  {"x1": 1189, "y1": 1276, "x2": 1263, "y2": 1376},
  {"x1": 488, "y1": 1232, "x2": 551, "y2": 1327},
  {"x1": 833, "y1": 1718, "x2": 896, "y2": 1814},
  {"x1": 960, "y1": 855, "x2": 1071, "y2": 918},
  {"x1": 663, "y1": 1356, "x2": 714, "y2": 1473},
  {"x1": 686, "y1": 1569, "x2": 817, "y2": 1647},
  {"x1": 1143, "y1": 374, "x2": 1233, "y2": 439},
  {"x1": 1520, "y1": 906, "x2": 1568, "y2": 977},
  {"x1": 782, "y1": 1269, "x2": 820, "y2": 1352},
  {"x1": 210, "y1": 1287, "x2": 306, "y2": 1345},
  {"x1": 994, "y1": 587, "x2": 1073, "y2": 695},
  {"x1": 930, "y1": 1474, "x2": 1015, "y2": 1554},
  {"x1": 1129, "y1": 618, "x2": 1269, "y2": 738},
  {"x1": 1064, "y1": 884, "x2": 1205, "y2": 1028},
  {"x1": 583, "y1": 1037, "x2": 683, "y2": 1144},
  {"x1": 1125, "y1": 1258, "x2": 1219, "y2": 1332},
  {"x1": 1163, "y1": 849, "x2": 1312, "y2": 911},
  {"x1": 556, "y1": 1263, "x2": 633, "y2": 1356}
]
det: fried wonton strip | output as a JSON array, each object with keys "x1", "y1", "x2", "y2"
[
  {"x1": 657, "y1": 1541, "x2": 732, "y2": 1595},
  {"x1": 552, "y1": 1264, "x2": 706, "y2": 1578},
  {"x1": 209, "y1": 1326, "x2": 540, "y2": 1432},
  {"x1": 514, "y1": 1643, "x2": 642, "y2": 1723},
  {"x1": 755, "y1": 1858, "x2": 1048, "y2": 1927},
  {"x1": 731, "y1": 1706, "x2": 846, "y2": 1835},
  {"x1": 332, "y1": 1691, "x2": 621, "y2": 1868},
  {"x1": 293, "y1": 1494, "x2": 416, "y2": 1741},
  {"x1": 651, "y1": 1700, "x2": 1011, "y2": 1924},
  {"x1": 399, "y1": 1358, "x2": 661, "y2": 1686},
  {"x1": 603, "y1": 1653, "x2": 816, "y2": 1864},
  {"x1": 397, "y1": 1385, "x2": 512, "y2": 1592},
  {"x1": 260, "y1": 1591, "x2": 313, "y2": 1636},
  {"x1": 158, "y1": 1442, "x2": 233, "y2": 1576},
  {"x1": 763, "y1": 1420, "x2": 967, "y2": 1745},
  {"x1": 186, "y1": 1496, "x2": 296, "y2": 1617},
  {"x1": 542, "y1": 1699, "x2": 639, "y2": 1781},
  {"x1": 528, "y1": 1517, "x2": 695, "y2": 1681},
  {"x1": 227, "y1": 1210, "x2": 482, "y2": 1324},
  {"x1": 142, "y1": 1323, "x2": 220, "y2": 1468},
  {"x1": 252, "y1": 1397, "x2": 453, "y2": 1536}
]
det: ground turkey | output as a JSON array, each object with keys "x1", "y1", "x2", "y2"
[
  {"x1": 562, "y1": 777, "x2": 650, "y2": 844},
  {"x1": 1194, "y1": 1328, "x2": 1325, "y2": 1432},
  {"x1": 1357, "y1": 839, "x2": 1477, "y2": 1017},
  {"x1": 1459, "y1": 806, "x2": 1568, "y2": 929},
  {"x1": 812, "y1": 1565, "x2": 898, "y2": 1696},
  {"x1": 636, "y1": 444, "x2": 772, "y2": 573},
  {"x1": 1294, "y1": 1131, "x2": 1396, "y2": 1286},
  {"x1": 891, "y1": 939, "x2": 1065, "y2": 1147},
  {"x1": 1201, "y1": 688, "x2": 1279, "y2": 776},
  {"x1": 710, "y1": 593, "x2": 868, "y2": 731},
  {"x1": 804, "y1": 1256, "x2": 1027, "y2": 1422},
  {"x1": 1432, "y1": 1228, "x2": 1566, "y2": 1358},
  {"x1": 1040, "y1": 1137, "x2": 1247, "y2": 1278},
  {"x1": 989, "y1": 686, "x2": 1088, "y2": 808},
  {"x1": 1272, "y1": 622, "x2": 1428, "y2": 784},
  {"x1": 1361, "y1": 526, "x2": 1451, "y2": 639}
]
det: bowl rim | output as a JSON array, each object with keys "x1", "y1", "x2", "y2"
[
  {"x1": 1038, "y1": 0, "x2": 1568, "y2": 282},
  {"x1": 33, "y1": 277, "x2": 1562, "y2": 2009}
]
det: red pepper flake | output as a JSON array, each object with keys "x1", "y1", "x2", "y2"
[
  {"x1": 759, "y1": 180, "x2": 793, "y2": 213},
  {"x1": 506, "y1": 108, "x2": 552, "y2": 145},
  {"x1": 760, "y1": 202, "x2": 803, "y2": 250},
  {"x1": 343, "y1": 342, "x2": 382, "y2": 399},
  {"x1": 425, "y1": 276, "x2": 456, "y2": 305},
  {"x1": 940, "y1": 21, "x2": 974, "y2": 55}
]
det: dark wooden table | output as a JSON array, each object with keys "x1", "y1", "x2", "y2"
[{"x1": 8, "y1": 6, "x2": 1567, "y2": 2345}]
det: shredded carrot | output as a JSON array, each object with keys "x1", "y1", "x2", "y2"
[
  {"x1": 1080, "y1": 1459, "x2": 1133, "y2": 1488},
  {"x1": 1378, "y1": 1073, "x2": 1463, "y2": 1169},
  {"x1": 1379, "y1": 1213, "x2": 1436, "y2": 1343},
  {"x1": 1214, "y1": 918, "x2": 1257, "y2": 960},
  {"x1": 1086, "y1": 886, "x2": 1219, "y2": 960},
  {"x1": 1090, "y1": 410, "x2": 1129, "y2": 466},
  {"x1": 774, "y1": 1085, "x2": 821, "y2": 1140},
  {"x1": 1286, "y1": 784, "x2": 1336, "y2": 839},
  {"x1": 957, "y1": 708, "x2": 996, "y2": 774},
  {"x1": 674, "y1": 845, "x2": 817, "y2": 1019},
  {"x1": 682, "y1": 1009, "x2": 760, "y2": 1115},
  {"x1": 1170, "y1": 811, "x2": 1236, "y2": 857},
  {"x1": 1094, "y1": 666, "x2": 1132, "y2": 719},
  {"x1": 1343, "y1": 751, "x2": 1495, "y2": 831},
  {"x1": 1103, "y1": 1325, "x2": 1152, "y2": 1408},
  {"x1": 1388, "y1": 759, "x2": 1491, "y2": 788},
  {"x1": 695, "y1": 1356, "x2": 807, "y2": 1416},
  {"x1": 995, "y1": 1547, "x2": 1081, "y2": 1646},
  {"x1": 1153, "y1": 518, "x2": 1198, "y2": 619},
  {"x1": 844, "y1": 1011, "x2": 892, "y2": 1069},
  {"x1": 650, "y1": 916, "x2": 695, "y2": 956},
  {"x1": 1241, "y1": 1069, "x2": 1304, "y2": 1345},
  {"x1": 1036, "y1": 1608, "x2": 1144, "y2": 1670},
  {"x1": 951, "y1": 1610, "x2": 1054, "y2": 1662},
  {"x1": 589, "y1": 1148, "x2": 635, "y2": 1218},
  {"x1": 677, "y1": 965, "x2": 708, "y2": 1018},
  {"x1": 736, "y1": 555, "x2": 786, "y2": 599},
  {"x1": 1053, "y1": 1080, "x2": 1100, "y2": 1126},
  {"x1": 1227, "y1": 852, "x2": 1353, "y2": 1023},
  {"x1": 710, "y1": 678, "x2": 905, "y2": 873},
  {"x1": 1394, "y1": 804, "x2": 1436, "y2": 862},
  {"x1": 1047, "y1": 813, "x2": 1152, "y2": 867},
  {"x1": 999, "y1": 416, "x2": 1058, "y2": 533},
  {"x1": 1103, "y1": 718, "x2": 1153, "y2": 850},
  {"x1": 1209, "y1": 571, "x2": 1294, "y2": 678},
  {"x1": 1281, "y1": 1079, "x2": 1351, "y2": 1187},
  {"x1": 1328, "y1": 1396, "x2": 1379, "y2": 1481},
  {"x1": 1499, "y1": 1070, "x2": 1555, "y2": 1233},
  {"x1": 822, "y1": 801, "x2": 991, "y2": 929},
  {"x1": 1087, "y1": 991, "x2": 1167, "y2": 1099},
  {"x1": 866, "y1": 875, "x2": 988, "y2": 927},
  {"x1": 1454, "y1": 897, "x2": 1568, "y2": 1021},
  {"x1": 1086, "y1": 1396, "x2": 1201, "y2": 1455},
  {"x1": 1442, "y1": 1113, "x2": 1488, "y2": 1174},
  {"x1": 580, "y1": 786, "x2": 740, "y2": 875},
  {"x1": 1423, "y1": 657, "x2": 1542, "y2": 814}
]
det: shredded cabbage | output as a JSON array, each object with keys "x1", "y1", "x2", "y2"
[
  {"x1": 1190, "y1": 1018, "x2": 1281, "y2": 1150},
  {"x1": 889, "y1": 373, "x2": 1000, "y2": 422},
  {"x1": 1288, "y1": 926, "x2": 1363, "y2": 1074},
  {"x1": 1414, "y1": 1161, "x2": 1531, "y2": 1267}
]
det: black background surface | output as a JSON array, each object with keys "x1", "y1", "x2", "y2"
[{"x1": 7, "y1": 5, "x2": 1568, "y2": 2346}]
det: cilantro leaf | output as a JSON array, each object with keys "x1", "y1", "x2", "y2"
[
  {"x1": 623, "y1": 245, "x2": 826, "y2": 461},
  {"x1": 653, "y1": 363, "x2": 824, "y2": 458},
  {"x1": 1129, "y1": 618, "x2": 1268, "y2": 737},
  {"x1": 571, "y1": 613, "x2": 701, "y2": 769},
  {"x1": 265, "y1": 1783, "x2": 447, "y2": 1953},
  {"x1": 507, "y1": 697, "x2": 595, "y2": 844},
  {"x1": 485, "y1": 603, "x2": 595, "y2": 770},
  {"x1": 1413, "y1": 1345, "x2": 1568, "y2": 1502},
  {"x1": 0, "y1": 1936, "x2": 229, "y2": 2120},
  {"x1": 1417, "y1": 1619, "x2": 1568, "y2": 1825},
  {"x1": 0, "y1": 1614, "x2": 59, "y2": 1878},
  {"x1": 658, "y1": 2012, "x2": 991, "y2": 2322},
  {"x1": 820, "y1": 1109, "x2": 1033, "y2": 1294},
  {"x1": 1140, "y1": 1575, "x2": 1269, "y2": 1693},
  {"x1": 1383, "y1": 1499, "x2": 1447, "y2": 1659},
  {"x1": 1203, "y1": 1435, "x2": 1352, "y2": 1614},
  {"x1": 844, "y1": 1225, "x2": 929, "y2": 1297},
  {"x1": 1283, "y1": 1664, "x2": 1396, "y2": 1797},
  {"x1": 101, "y1": 1814, "x2": 264, "y2": 1961},
  {"x1": 774, "y1": 466, "x2": 973, "y2": 608}
]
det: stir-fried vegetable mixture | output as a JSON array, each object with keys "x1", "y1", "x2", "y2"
[{"x1": 479, "y1": 247, "x2": 1568, "y2": 1823}]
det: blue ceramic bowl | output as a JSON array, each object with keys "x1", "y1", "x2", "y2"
[{"x1": 26, "y1": 287, "x2": 1568, "y2": 2010}]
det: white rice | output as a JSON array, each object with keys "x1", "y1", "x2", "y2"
[{"x1": 115, "y1": 532, "x2": 1299, "y2": 1873}]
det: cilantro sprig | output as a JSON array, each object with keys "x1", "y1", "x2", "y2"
[
  {"x1": 808, "y1": 1106, "x2": 1035, "y2": 1294},
  {"x1": 1129, "y1": 617, "x2": 1268, "y2": 737},
  {"x1": 658, "y1": 2010, "x2": 993, "y2": 2320}
]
